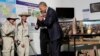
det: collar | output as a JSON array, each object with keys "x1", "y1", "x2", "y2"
[
  {"x1": 7, "y1": 20, "x2": 13, "y2": 25},
  {"x1": 46, "y1": 7, "x2": 48, "y2": 13}
]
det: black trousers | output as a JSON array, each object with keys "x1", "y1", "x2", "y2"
[{"x1": 40, "y1": 29, "x2": 61, "y2": 56}]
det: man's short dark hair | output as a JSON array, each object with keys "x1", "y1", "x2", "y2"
[{"x1": 39, "y1": 2, "x2": 47, "y2": 7}]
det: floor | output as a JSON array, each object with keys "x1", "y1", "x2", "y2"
[
  {"x1": 0, "y1": 51, "x2": 75, "y2": 56},
  {"x1": 30, "y1": 52, "x2": 75, "y2": 56}
]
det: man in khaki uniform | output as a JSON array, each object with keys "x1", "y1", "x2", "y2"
[
  {"x1": 1, "y1": 14, "x2": 18, "y2": 56},
  {"x1": 16, "y1": 12, "x2": 31, "y2": 56}
]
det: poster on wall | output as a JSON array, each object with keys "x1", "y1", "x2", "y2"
[
  {"x1": 83, "y1": 9, "x2": 90, "y2": 20},
  {"x1": 90, "y1": 2, "x2": 100, "y2": 13},
  {"x1": 27, "y1": 7, "x2": 41, "y2": 55},
  {"x1": 0, "y1": 0, "x2": 16, "y2": 23},
  {"x1": 28, "y1": 7, "x2": 41, "y2": 56}
]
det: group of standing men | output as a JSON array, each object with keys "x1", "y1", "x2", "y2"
[{"x1": 1, "y1": 2, "x2": 63, "y2": 56}]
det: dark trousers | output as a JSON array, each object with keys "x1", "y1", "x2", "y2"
[{"x1": 40, "y1": 29, "x2": 61, "y2": 56}]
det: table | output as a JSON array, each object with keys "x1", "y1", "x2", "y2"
[{"x1": 66, "y1": 34, "x2": 100, "y2": 52}]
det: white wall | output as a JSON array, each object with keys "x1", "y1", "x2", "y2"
[
  {"x1": 17, "y1": 0, "x2": 59, "y2": 9},
  {"x1": 72, "y1": 0, "x2": 100, "y2": 20},
  {"x1": 56, "y1": 0, "x2": 74, "y2": 7},
  {"x1": 53, "y1": 0, "x2": 100, "y2": 20},
  {"x1": 16, "y1": 0, "x2": 100, "y2": 20}
]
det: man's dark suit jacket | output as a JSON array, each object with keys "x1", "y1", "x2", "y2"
[{"x1": 36, "y1": 7, "x2": 63, "y2": 41}]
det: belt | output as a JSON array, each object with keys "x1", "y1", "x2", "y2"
[
  {"x1": 40, "y1": 27, "x2": 47, "y2": 29},
  {"x1": 3, "y1": 36, "x2": 14, "y2": 38},
  {"x1": 25, "y1": 35, "x2": 29, "y2": 37}
]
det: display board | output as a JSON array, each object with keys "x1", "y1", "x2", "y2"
[{"x1": 0, "y1": 0, "x2": 16, "y2": 23}]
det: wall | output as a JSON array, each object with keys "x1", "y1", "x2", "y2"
[
  {"x1": 55, "y1": 0, "x2": 100, "y2": 20},
  {"x1": 72, "y1": 0, "x2": 100, "y2": 20},
  {"x1": 16, "y1": 0, "x2": 60, "y2": 15},
  {"x1": 17, "y1": 0, "x2": 59, "y2": 9}
]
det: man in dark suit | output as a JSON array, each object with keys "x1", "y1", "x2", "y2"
[{"x1": 36, "y1": 2, "x2": 63, "y2": 56}]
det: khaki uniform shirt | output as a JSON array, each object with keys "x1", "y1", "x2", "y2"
[{"x1": 2, "y1": 21, "x2": 15, "y2": 37}]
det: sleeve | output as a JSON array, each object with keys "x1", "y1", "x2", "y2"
[
  {"x1": 43, "y1": 10, "x2": 58, "y2": 27},
  {"x1": 35, "y1": 19, "x2": 44, "y2": 30},
  {"x1": 2, "y1": 23, "x2": 15, "y2": 36}
]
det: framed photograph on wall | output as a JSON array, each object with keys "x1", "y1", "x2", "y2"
[{"x1": 90, "y1": 2, "x2": 100, "y2": 13}]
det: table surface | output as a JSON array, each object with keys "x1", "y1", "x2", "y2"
[
  {"x1": 65, "y1": 33, "x2": 100, "y2": 45},
  {"x1": 66, "y1": 34, "x2": 100, "y2": 36}
]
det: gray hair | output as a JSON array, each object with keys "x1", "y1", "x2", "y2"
[{"x1": 39, "y1": 2, "x2": 47, "y2": 7}]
